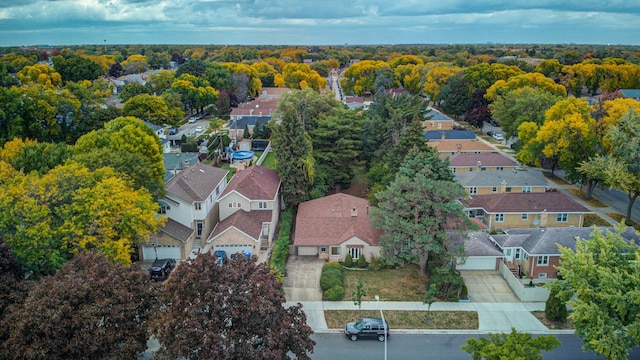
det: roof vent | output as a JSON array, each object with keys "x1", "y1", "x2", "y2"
[{"x1": 351, "y1": 207, "x2": 357, "y2": 217}]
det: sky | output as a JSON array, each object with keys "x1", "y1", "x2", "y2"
[{"x1": 1, "y1": 0, "x2": 640, "y2": 47}]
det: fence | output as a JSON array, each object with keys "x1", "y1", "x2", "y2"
[{"x1": 499, "y1": 261, "x2": 550, "y2": 302}]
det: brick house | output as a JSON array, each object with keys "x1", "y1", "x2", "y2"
[
  {"x1": 455, "y1": 169, "x2": 550, "y2": 195},
  {"x1": 445, "y1": 153, "x2": 519, "y2": 173},
  {"x1": 460, "y1": 192, "x2": 592, "y2": 231}
]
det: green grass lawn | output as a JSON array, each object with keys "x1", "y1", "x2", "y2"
[{"x1": 260, "y1": 151, "x2": 276, "y2": 169}]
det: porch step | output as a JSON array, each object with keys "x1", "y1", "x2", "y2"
[
  {"x1": 193, "y1": 238, "x2": 201, "y2": 250},
  {"x1": 260, "y1": 237, "x2": 269, "y2": 250}
]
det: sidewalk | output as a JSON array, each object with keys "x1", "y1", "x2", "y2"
[{"x1": 285, "y1": 300, "x2": 575, "y2": 335}]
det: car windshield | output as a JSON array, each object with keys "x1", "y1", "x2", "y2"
[{"x1": 354, "y1": 321, "x2": 363, "y2": 330}]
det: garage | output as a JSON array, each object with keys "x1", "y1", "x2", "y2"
[
  {"x1": 142, "y1": 245, "x2": 182, "y2": 260},
  {"x1": 297, "y1": 246, "x2": 319, "y2": 256},
  {"x1": 213, "y1": 244, "x2": 253, "y2": 258},
  {"x1": 456, "y1": 256, "x2": 499, "y2": 270}
]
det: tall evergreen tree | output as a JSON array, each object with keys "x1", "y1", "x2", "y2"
[
  {"x1": 271, "y1": 107, "x2": 315, "y2": 209},
  {"x1": 371, "y1": 148, "x2": 467, "y2": 274}
]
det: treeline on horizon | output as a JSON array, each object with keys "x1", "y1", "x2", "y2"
[{"x1": 2, "y1": 43, "x2": 640, "y2": 68}]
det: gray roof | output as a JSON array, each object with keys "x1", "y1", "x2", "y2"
[
  {"x1": 229, "y1": 116, "x2": 271, "y2": 130},
  {"x1": 455, "y1": 169, "x2": 549, "y2": 188},
  {"x1": 449, "y1": 231, "x2": 504, "y2": 257},
  {"x1": 619, "y1": 89, "x2": 640, "y2": 99},
  {"x1": 165, "y1": 163, "x2": 228, "y2": 203},
  {"x1": 425, "y1": 130, "x2": 476, "y2": 140},
  {"x1": 426, "y1": 107, "x2": 454, "y2": 121},
  {"x1": 493, "y1": 226, "x2": 639, "y2": 255},
  {"x1": 164, "y1": 152, "x2": 200, "y2": 173},
  {"x1": 157, "y1": 217, "x2": 194, "y2": 243},
  {"x1": 447, "y1": 153, "x2": 518, "y2": 167}
]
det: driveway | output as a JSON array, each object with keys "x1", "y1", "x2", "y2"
[
  {"x1": 283, "y1": 255, "x2": 324, "y2": 301},
  {"x1": 459, "y1": 270, "x2": 519, "y2": 302}
]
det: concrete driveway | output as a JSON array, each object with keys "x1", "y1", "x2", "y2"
[
  {"x1": 459, "y1": 270, "x2": 519, "y2": 302},
  {"x1": 283, "y1": 255, "x2": 324, "y2": 301}
]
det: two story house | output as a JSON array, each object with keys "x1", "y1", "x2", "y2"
[
  {"x1": 460, "y1": 192, "x2": 592, "y2": 231},
  {"x1": 205, "y1": 165, "x2": 281, "y2": 260},
  {"x1": 143, "y1": 163, "x2": 229, "y2": 260}
]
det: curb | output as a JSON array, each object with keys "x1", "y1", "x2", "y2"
[{"x1": 313, "y1": 328, "x2": 576, "y2": 335}]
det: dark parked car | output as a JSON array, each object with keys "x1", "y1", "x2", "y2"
[
  {"x1": 169, "y1": 128, "x2": 178, "y2": 135},
  {"x1": 148, "y1": 258, "x2": 176, "y2": 281},
  {"x1": 344, "y1": 318, "x2": 390, "y2": 341}
]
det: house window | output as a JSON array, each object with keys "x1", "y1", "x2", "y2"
[
  {"x1": 320, "y1": 246, "x2": 327, "y2": 253},
  {"x1": 515, "y1": 248, "x2": 521, "y2": 259},
  {"x1": 159, "y1": 201, "x2": 170, "y2": 214},
  {"x1": 437, "y1": 123, "x2": 442, "y2": 129},
  {"x1": 194, "y1": 202, "x2": 202, "y2": 210},
  {"x1": 258, "y1": 201, "x2": 267, "y2": 209},
  {"x1": 215, "y1": 186, "x2": 220, "y2": 196},
  {"x1": 556, "y1": 213, "x2": 568, "y2": 222},
  {"x1": 497, "y1": 166, "x2": 504, "y2": 171},
  {"x1": 469, "y1": 187, "x2": 477, "y2": 195},
  {"x1": 452, "y1": 168, "x2": 457, "y2": 173},
  {"x1": 330, "y1": 246, "x2": 341, "y2": 256},
  {"x1": 522, "y1": 186, "x2": 532, "y2": 193},
  {"x1": 492, "y1": 186, "x2": 498, "y2": 193},
  {"x1": 495, "y1": 213, "x2": 504, "y2": 222},
  {"x1": 537, "y1": 256, "x2": 549, "y2": 266},
  {"x1": 524, "y1": 253, "x2": 529, "y2": 260},
  {"x1": 196, "y1": 220, "x2": 204, "y2": 238},
  {"x1": 521, "y1": 213, "x2": 529, "y2": 220},
  {"x1": 469, "y1": 167, "x2": 474, "y2": 172},
  {"x1": 348, "y1": 247, "x2": 362, "y2": 260},
  {"x1": 505, "y1": 249, "x2": 512, "y2": 256},
  {"x1": 505, "y1": 187, "x2": 512, "y2": 192}
]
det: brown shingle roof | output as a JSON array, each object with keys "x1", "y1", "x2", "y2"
[
  {"x1": 207, "y1": 209, "x2": 273, "y2": 242},
  {"x1": 430, "y1": 140, "x2": 495, "y2": 153},
  {"x1": 294, "y1": 193, "x2": 382, "y2": 246},
  {"x1": 219, "y1": 165, "x2": 280, "y2": 201},
  {"x1": 165, "y1": 163, "x2": 228, "y2": 203},
  {"x1": 461, "y1": 192, "x2": 591, "y2": 213}
]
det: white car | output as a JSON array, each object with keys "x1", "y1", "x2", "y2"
[
  {"x1": 188, "y1": 117, "x2": 197, "y2": 123},
  {"x1": 195, "y1": 125, "x2": 204, "y2": 133},
  {"x1": 492, "y1": 133, "x2": 505, "y2": 141}
]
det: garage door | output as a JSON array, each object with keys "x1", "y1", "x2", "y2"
[
  {"x1": 142, "y1": 245, "x2": 181, "y2": 260},
  {"x1": 297, "y1": 246, "x2": 319, "y2": 256},
  {"x1": 213, "y1": 244, "x2": 253, "y2": 258},
  {"x1": 456, "y1": 256, "x2": 497, "y2": 270}
]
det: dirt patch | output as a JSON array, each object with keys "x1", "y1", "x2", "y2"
[
  {"x1": 325, "y1": 310, "x2": 478, "y2": 330},
  {"x1": 342, "y1": 265, "x2": 428, "y2": 301},
  {"x1": 531, "y1": 311, "x2": 574, "y2": 330}
]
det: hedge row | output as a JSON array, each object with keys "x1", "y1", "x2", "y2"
[
  {"x1": 320, "y1": 262, "x2": 344, "y2": 301},
  {"x1": 268, "y1": 208, "x2": 293, "y2": 283}
]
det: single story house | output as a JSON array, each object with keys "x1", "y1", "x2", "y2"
[
  {"x1": 460, "y1": 192, "x2": 592, "y2": 231},
  {"x1": 293, "y1": 193, "x2": 382, "y2": 262},
  {"x1": 455, "y1": 169, "x2": 550, "y2": 195}
]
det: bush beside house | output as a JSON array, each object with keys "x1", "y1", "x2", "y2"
[
  {"x1": 269, "y1": 209, "x2": 293, "y2": 283},
  {"x1": 320, "y1": 262, "x2": 344, "y2": 301}
]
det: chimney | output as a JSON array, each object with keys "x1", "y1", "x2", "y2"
[
  {"x1": 477, "y1": 160, "x2": 482, "y2": 168},
  {"x1": 351, "y1": 207, "x2": 357, "y2": 217},
  {"x1": 184, "y1": 160, "x2": 190, "y2": 168},
  {"x1": 500, "y1": 179, "x2": 507, "y2": 193}
]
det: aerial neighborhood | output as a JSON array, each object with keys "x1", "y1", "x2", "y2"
[{"x1": 0, "y1": 43, "x2": 639, "y2": 359}]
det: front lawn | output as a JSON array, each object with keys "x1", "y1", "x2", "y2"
[
  {"x1": 342, "y1": 265, "x2": 428, "y2": 301},
  {"x1": 324, "y1": 310, "x2": 478, "y2": 330}
]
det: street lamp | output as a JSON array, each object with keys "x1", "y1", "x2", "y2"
[{"x1": 374, "y1": 295, "x2": 387, "y2": 360}]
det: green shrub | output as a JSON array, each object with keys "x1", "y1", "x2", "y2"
[
  {"x1": 343, "y1": 253, "x2": 353, "y2": 267},
  {"x1": 368, "y1": 254, "x2": 384, "y2": 271},
  {"x1": 320, "y1": 262, "x2": 344, "y2": 292},
  {"x1": 545, "y1": 289, "x2": 567, "y2": 322},
  {"x1": 428, "y1": 271, "x2": 467, "y2": 301},
  {"x1": 324, "y1": 285, "x2": 345, "y2": 301},
  {"x1": 356, "y1": 255, "x2": 368, "y2": 268},
  {"x1": 268, "y1": 209, "x2": 293, "y2": 281}
]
